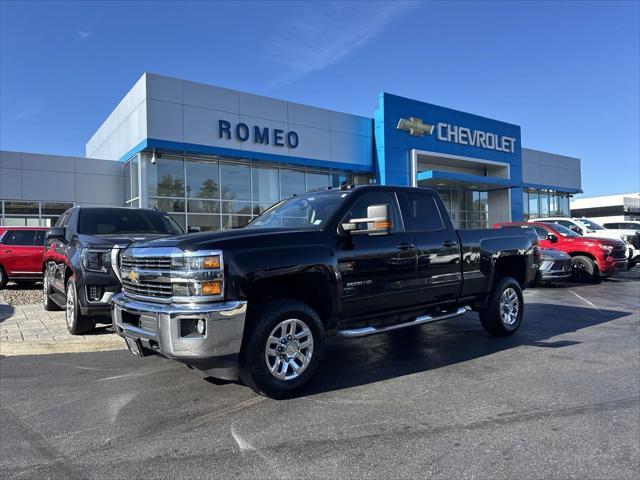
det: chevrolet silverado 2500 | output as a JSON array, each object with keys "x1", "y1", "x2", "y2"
[{"x1": 112, "y1": 185, "x2": 539, "y2": 398}]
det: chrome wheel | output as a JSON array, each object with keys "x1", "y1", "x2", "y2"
[
  {"x1": 499, "y1": 287, "x2": 519, "y2": 326},
  {"x1": 265, "y1": 318, "x2": 314, "y2": 381},
  {"x1": 66, "y1": 284, "x2": 75, "y2": 328}
]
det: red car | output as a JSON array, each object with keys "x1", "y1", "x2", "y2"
[
  {"x1": 493, "y1": 222, "x2": 627, "y2": 282},
  {"x1": 0, "y1": 227, "x2": 48, "y2": 288}
]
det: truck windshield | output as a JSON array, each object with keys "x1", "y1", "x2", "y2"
[
  {"x1": 247, "y1": 192, "x2": 347, "y2": 229},
  {"x1": 78, "y1": 209, "x2": 184, "y2": 235},
  {"x1": 551, "y1": 224, "x2": 580, "y2": 237},
  {"x1": 575, "y1": 218, "x2": 604, "y2": 230}
]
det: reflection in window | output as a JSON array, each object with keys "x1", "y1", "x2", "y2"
[
  {"x1": 281, "y1": 169, "x2": 304, "y2": 199},
  {"x1": 221, "y1": 163, "x2": 251, "y2": 201},
  {"x1": 147, "y1": 158, "x2": 184, "y2": 197},
  {"x1": 188, "y1": 214, "x2": 220, "y2": 232},
  {"x1": 252, "y1": 167, "x2": 279, "y2": 214},
  {"x1": 187, "y1": 160, "x2": 219, "y2": 199},
  {"x1": 306, "y1": 172, "x2": 330, "y2": 192},
  {"x1": 148, "y1": 197, "x2": 185, "y2": 213}
]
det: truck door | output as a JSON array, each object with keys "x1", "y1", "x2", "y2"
[
  {"x1": 399, "y1": 190, "x2": 462, "y2": 303},
  {"x1": 338, "y1": 191, "x2": 419, "y2": 319}
]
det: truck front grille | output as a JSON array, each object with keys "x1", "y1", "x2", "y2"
[
  {"x1": 121, "y1": 278, "x2": 173, "y2": 299},
  {"x1": 121, "y1": 256, "x2": 172, "y2": 271},
  {"x1": 611, "y1": 245, "x2": 626, "y2": 259}
]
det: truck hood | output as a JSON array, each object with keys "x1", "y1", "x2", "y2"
[
  {"x1": 131, "y1": 227, "x2": 322, "y2": 251},
  {"x1": 563, "y1": 236, "x2": 626, "y2": 246},
  {"x1": 77, "y1": 233, "x2": 172, "y2": 248}
]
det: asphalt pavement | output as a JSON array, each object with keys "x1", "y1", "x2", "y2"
[{"x1": 1, "y1": 272, "x2": 639, "y2": 479}]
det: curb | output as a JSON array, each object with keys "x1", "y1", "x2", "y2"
[{"x1": 0, "y1": 336, "x2": 127, "y2": 356}]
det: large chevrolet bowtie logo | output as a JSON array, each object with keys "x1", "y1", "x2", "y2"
[
  {"x1": 396, "y1": 117, "x2": 434, "y2": 137},
  {"x1": 128, "y1": 270, "x2": 139, "y2": 284}
]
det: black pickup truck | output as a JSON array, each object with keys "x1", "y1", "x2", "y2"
[
  {"x1": 112, "y1": 185, "x2": 539, "y2": 398},
  {"x1": 43, "y1": 207, "x2": 184, "y2": 334}
]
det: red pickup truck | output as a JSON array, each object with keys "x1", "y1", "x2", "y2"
[
  {"x1": 0, "y1": 227, "x2": 48, "y2": 288},
  {"x1": 493, "y1": 222, "x2": 627, "y2": 282}
]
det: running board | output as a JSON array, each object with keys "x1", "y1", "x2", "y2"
[{"x1": 335, "y1": 307, "x2": 467, "y2": 338}]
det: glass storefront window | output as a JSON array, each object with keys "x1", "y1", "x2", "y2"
[
  {"x1": 131, "y1": 156, "x2": 140, "y2": 198},
  {"x1": 222, "y1": 215, "x2": 251, "y2": 230},
  {"x1": 124, "y1": 161, "x2": 131, "y2": 201},
  {"x1": 0, "y1": 201, "x2": 72, "y2": 226},
  {"x1": 187, "y1": 160, "x2": 219, "y2": 199},
  {"x1": 188, "y1": 199, "x2": 219, "y2": 214},
  {"x1": 221, "y1": 163, "x2": 251, "y2": 202},
  {"x1": 540, "y1": 191, "x2": 549, "y2": 215},
  {"x1": 148, "y1": 197, "x2": 185, "y2": 213},
  {"x1": 187, "y1": 214, "x2": 220, "y2": 232},
  {"x1": 252, "y1": 167, "x2": 279, "y2": 214},
  {"x1": 306, "y1": 172, "x2": 330, "y2": 191},
  {"x1": 281, "y1": 169, "x2": 305, "y2": 199},
  {"x1": 147, "y1": 157, "x2": 184, "y2": 197}
]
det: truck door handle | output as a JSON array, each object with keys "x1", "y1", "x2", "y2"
[
  {"x1": 442, "y1": 240, "x2": 457, "y2": 248},
  {"x1": 396, "y1": 242, "x2": 415, "y2": 250},
  {"x1": 3, "y1": 249, "x2": 11, "y2": 254}
]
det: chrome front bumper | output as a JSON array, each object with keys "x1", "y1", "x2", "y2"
[{"x1": 112, "y1": 293, "x2": 247, "y2": 380}]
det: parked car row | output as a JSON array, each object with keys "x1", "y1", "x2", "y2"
[{"x1": 1, "y1": 187, "x2": 638, "y2": 398}]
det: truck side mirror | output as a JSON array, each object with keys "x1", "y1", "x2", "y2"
[
  {"x1": 46, "y1": 227, "x2": 66, "y2": 241},
  {"x1": 546, "y1": 233, "x2": 558, "y2": 243},
  {"x1": 187, "y1": 226, "x2": 201, "y2": 233},
  {"x1": 342, "y1": 204, "x2": 391, "y2": 236}
]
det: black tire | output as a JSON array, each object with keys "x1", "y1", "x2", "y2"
[
  {"x1": 571, "y1": 255, "x2": 598, "y2": 282},
  {"x1": 65, "y1": 277, "x2": 94, "y2": 335},
  {"x1": 14, "y1": 280, "x2": 37, "y2": 287},
  {"x1": 42, "y1": 273, "x2": 61, "y2": 311},
  {"x1": 239, "y1": 299, "x2": 325, "y2": 399},
  {"x1": 479, "y1": 276, "x2": 524, "y2": 337},
  {"x1": 628, "y1": 261, "x2": 637, "y2": 270},
  {"x1": 0, "y1": 266, "x2": 7, "y2": 289}
]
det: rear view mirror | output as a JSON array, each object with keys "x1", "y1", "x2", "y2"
[
  {"x1": 342, "y1": 204, "x2": 391, "y2": 236},
  {"x1": 46, "y1": 227, "x2": 65, "y2": 241},
  {"x1": 546, "y1": 233, "x2": 558, "y2": 243}
]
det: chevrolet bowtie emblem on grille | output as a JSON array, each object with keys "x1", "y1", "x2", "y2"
[
  {"x1": 396, "y1": 117, "x2": 434, "y2": 136},
  {"x1": 128, "y1": 270, "x2": 139, "y2": 284}
]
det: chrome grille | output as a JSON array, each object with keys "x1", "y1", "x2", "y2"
[
  {"x1": 121, "y1": 256, "x2": 171, "y2": 271},
  {"x1": 121, "y1": 278, "x2": 172, "y2": 299}
]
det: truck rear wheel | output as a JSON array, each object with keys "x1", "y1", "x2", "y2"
[
  {"x1": 239, "y1": 299, "x2": 325, "y2": 399},
  {"x1": 0, "y1": 266, "x2": 7, "y2": 289},
  {"x1": 479, "y1": 276, "x2": 523, "y2": 337}
]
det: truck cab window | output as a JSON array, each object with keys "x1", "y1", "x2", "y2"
[{"x1": 403, "y1": 191, "x2": 444, "y2": 231}]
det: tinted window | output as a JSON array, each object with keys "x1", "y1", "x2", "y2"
[
  {"x1": 403, "y1": 192, "x2": 444, "y2": 231},
  {"x1": 78, "y1": 209, "x2": 184, "y2": 235},
  {"x1": 344, "y1": 192, "x2": 403, "y2": 232},
  {"x1": 248, "y1": 192, "x2": 345, "y2": 229},
  {"x1": 532, "y1": 226, "x2": 550, "y2": 238},
  {"x1": 34, "y1": 231, "x2": 45, "y2": 245},
  {"x1": 3, "y1": 230, "x2": 37, "y2": 246}
]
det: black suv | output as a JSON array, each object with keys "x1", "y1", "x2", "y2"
[{"x1": 43, "y1": 207, "x2": 184, "y2": 334}]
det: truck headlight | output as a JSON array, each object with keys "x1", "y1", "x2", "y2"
[
  {"x1": 82, "y1": 249, "x2": 111, "y2": 273},
  {"x1": 171, "y1": 255, "x2": 221, "y2": 270},
  {"x1": 172, "y1": 280, "x2": 222, "y2": 297}
]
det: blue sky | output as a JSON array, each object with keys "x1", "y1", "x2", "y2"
[{"x1": 1, "y1": 0, "x2": 638, "y2": 197}]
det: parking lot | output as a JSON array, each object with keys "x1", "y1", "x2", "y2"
[{"x1": 1, "y1": 272, "x2": 639, "y2": 479}]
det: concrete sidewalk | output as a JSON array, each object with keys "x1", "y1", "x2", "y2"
[{"x1": 0, "y1": 295, "x2": 125, "y2": 355}]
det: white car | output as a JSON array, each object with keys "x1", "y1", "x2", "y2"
[{"x1": 532, "y1": 217, "x2": 640, "y2": 269}]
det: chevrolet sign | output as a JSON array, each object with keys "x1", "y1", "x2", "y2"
[{"x1": 397, "y1": 117, "x2": 517, "y2": 153}]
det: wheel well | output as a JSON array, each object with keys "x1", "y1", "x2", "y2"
[
  {"x1": 569, "y1": 251, "x2": 596, "y2": 261},
  {"x1": 247, "y1": 273, "x2": 332, "y2": 326},
  {"x1": 64, "y1": 267, "x2": 74, "y2": 286},
  {"x1": 494, "y1": 256, "x2": 526, "y2": 286}
]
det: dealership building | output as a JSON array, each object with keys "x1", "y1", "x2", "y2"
[{"x1": 0, "y1": 73, "x2": 582, "y2": 229}]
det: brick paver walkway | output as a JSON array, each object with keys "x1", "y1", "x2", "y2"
[{"x1": 0, "y1": 295, "x2": 125, "y2": 355}]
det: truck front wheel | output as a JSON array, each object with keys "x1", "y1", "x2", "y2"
[
  {"x1": 239, "y1": 299, "x2": 325, "y2": 399},
  {"x1": 479, "y1": 276, "x2": 524, "y2": 337}
]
